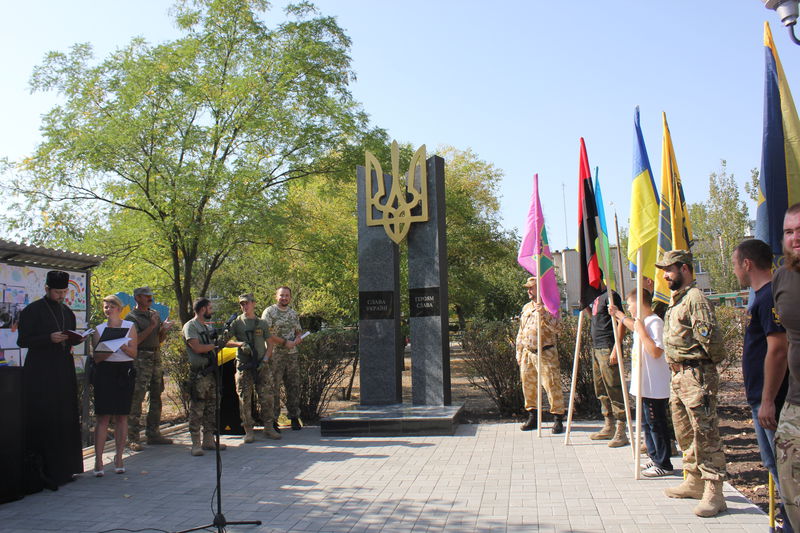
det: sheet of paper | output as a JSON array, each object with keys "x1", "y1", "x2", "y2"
[{"x1": 96, "y1": 337, "x2": 131, "y2": 353}]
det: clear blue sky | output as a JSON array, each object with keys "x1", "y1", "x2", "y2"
[{"x1": 1, "y1": 1, "x2": 797, "y2": 251}]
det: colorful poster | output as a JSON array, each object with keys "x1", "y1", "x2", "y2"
[{"x1": 0, "y1": 264, "x2": 90, "y2": 365}]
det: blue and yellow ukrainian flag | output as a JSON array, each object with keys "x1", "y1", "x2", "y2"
[
  {"x1": 627, "y1": 106, "x2": 660, "y2": 286},
  {"x1": 757, "y1": 22, "x2": 800, "y2": 259}
]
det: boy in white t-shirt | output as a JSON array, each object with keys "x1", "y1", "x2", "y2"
[{"x1": 610, "y1": 288, "x2": 674, "y2": 477}]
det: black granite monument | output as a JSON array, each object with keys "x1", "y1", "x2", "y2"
[{"x1": 321, "y1": 143, "x2": 462, "y2": 436}]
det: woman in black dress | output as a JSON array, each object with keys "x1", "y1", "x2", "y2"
[{"x1": 91, "y1": 295, "x2": 137, "y2": 476}]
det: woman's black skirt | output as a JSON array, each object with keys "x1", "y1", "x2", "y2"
[{"x1": 93, "y1": 361, "x2": 135, "y2": 415}]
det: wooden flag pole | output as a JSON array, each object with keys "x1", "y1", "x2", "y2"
[
  {"x1": 594, "y1": 216, "x2": 634, "y2": 459},
  {"x1": 634, "y1": 248, "x2": 644, "y2": 480},
  {"x1": 536, "y1": 249, "x2": 543, "y2": 438},
  {"x1": 614, "y1": 211, "x2": 626, "y2": 297},
  {"x1": 564, "y1": 310, "x2": 585, "y2": 445},
  {"x1": 611, "y1": 301, "x2": 635, "y2": 462}
]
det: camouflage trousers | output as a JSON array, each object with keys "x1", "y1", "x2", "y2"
[
  {"x1": 669, "y1": 363, "x2": 727, "y2": 481},
  {"x1": 592, "y1": 347, "x2": 626, "y2": 422},
  {"x1": 188, "y1": 372, "x2": 217, "y2": 436},
  {"x1": 235, "y1": 361, "x2": 276, "y2": 429},
  {"x1": 271, "y1": 350, "x2": 300, "y2": 419},
  {"x1": 776, "y1": 402, "x2": 800, "y2": 530},
  {"x1": 519, "y1": 345, "x2": 565, "y2": 414},
  {"x1": 127, "y1": 348, "x2": 164, "y2": 442}
]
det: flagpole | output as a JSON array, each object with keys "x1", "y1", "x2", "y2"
[
  {"x1": 614, "y1": 210, "x2": 626, "y2": 297},
  {"x1": 594, "y1": 216, "x2": 634, "y2": 459},
  {"x1": 564, "y1": 309, "x2": 584, "y2": 445},
  {"x1": 634, "y1": 249, "x2": 644, "y2": 479},
  {"x1": 536, "y1": 244, "x2": 543, "y2": 438}
]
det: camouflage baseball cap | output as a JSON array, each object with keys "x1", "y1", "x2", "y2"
[
  {"x1": 523, "y1": 276, "x2": 538, "y2": 288},
  {"x1": 238, "y1": 293, "x2": 256, "y2": 303},
  {"x1": 133, "y1": 286, "x2": 154, "y2": 297},
  {"x1": 655, "y1": 249, "x2": 693, "y2": 269}
]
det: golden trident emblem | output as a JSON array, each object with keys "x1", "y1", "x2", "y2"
[{"x1": 365, "y1": 141, "x2": 429, "y2": 245}]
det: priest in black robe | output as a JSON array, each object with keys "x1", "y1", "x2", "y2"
[{"x1": 17, "y1": 270, "x2": 84, "y2": 490}]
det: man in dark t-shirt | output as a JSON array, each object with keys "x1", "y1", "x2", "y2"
[
  {"x1": 733, "y1": 240, "x2": 791, "y2": 531},
  {"x1": 588, "y1": 286, "x2": 628, "y2": 447}
]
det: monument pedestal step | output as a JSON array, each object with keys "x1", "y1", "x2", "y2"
[{"x1": 320, "y1": 403, "x2": 464, "y2": 437}]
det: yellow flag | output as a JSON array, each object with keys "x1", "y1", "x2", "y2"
[{"x1": 653, "y1": 112, "x2": 693, "y2": 304}]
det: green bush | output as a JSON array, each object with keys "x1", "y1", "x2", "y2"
[
  {"x1": 461, "y1": 313, "x2": 606, "y2": 419},
  {"x1": 160, "y1": 329, "x2": 191, "y2": 419},
  {"x1": 714, "y1": 305, "x2": 746, "y2": 373},
  {"x1": 295, "y1": 327, "x2": 358, "y2": 421},
  {"x1": 461, "y1": 319, "x2": 524, "y2": 417}
]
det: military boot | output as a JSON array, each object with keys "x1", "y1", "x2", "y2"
[
  {"x1": 128, "y1": 439, "x2": 145, "y2": 452},
  {"x1": 202, "y1": 431, "x2": 227, "y2": 451},
  {"x1": 520, "y1": 410, "x2": 537, "y2": 431},
  {"x1": 243, "y1": 426, "x2": 255, "y2": 443},
  {"x1": 146, "y1": 434, "x2": 174, "y2": 445},
  {"x1": 664, "y1": 471, "x2": 704, "y2": 499},
  {"x1": 693, "y1": 480, "x2": 727, "y2": 517},
  {"x1": 551, "y1": 414, "x2": 564, "y2": 434},
  {"x1": 590, "y1": 417, "x2": 614, "y2": 440},
  {"x1": 263, "y1": 425, "x2": 282, "y2": 440},
  {"x1": 190, "y1": 433, "x2": 204, "y2": 456},
  {"x1": 608, "y1": 421, "x2": 629, "y2": 448}
]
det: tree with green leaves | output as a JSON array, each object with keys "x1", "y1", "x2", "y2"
[
  {"x1": 438, "y1": 146, "x2": 526, "y2": 326},
  {"x1": 4, "y1": 0, "x2": 372, "y2": 321},
  {"x1": 208, "y1": 144, "x2": 525, "y2": 326},
  {"x1": 688, "y1": 160, "x2": 750, "y2": 294}
]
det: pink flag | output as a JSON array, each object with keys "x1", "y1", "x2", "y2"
[{"x1": 517, "y1": 174, "x2": 561, "y2": 316}]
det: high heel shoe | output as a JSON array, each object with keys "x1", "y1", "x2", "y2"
[
  {"x1": 114, "y1": 454, "x2": 125, "y2": 474},
  {"x1": 93, "y1": 463, "x2": 104, "y2": 477}
]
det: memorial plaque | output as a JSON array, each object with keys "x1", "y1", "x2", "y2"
[
  {"x1": 359, "y1": 291, "x2": 395, "y2": 320},
  {"x1": 408, "y1": 287, "x2": 440, "y2": 318}
]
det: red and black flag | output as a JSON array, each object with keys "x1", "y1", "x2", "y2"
[{"x1": 577, "y1": 138, "x2": 604, "y2": 309}]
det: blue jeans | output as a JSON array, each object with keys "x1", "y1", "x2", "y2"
[
  {"x1": 752, "y1": 403, "x2": 794, "y2": 533},
  {"x1": 750, "y1": 403, "x2": 779, "y2": 483},
  {"x1": 642, "y1": 397, "x2": 673, "y2": 470}
]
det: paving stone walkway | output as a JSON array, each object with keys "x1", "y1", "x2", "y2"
[{"x1": 0, "y1": 422, "x2": 767, "y2": 532}]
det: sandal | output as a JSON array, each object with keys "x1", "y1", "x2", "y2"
[
  {"x1": 93, "y1": 461, "x2": 104, "y2": 477},
  {"x1": 114, "y1": 454, "x2": 125, "y2": 474}
]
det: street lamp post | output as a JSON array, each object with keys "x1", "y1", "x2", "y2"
[{"x1": 762, "y1": 0, "x2": 800, "y2": 45}]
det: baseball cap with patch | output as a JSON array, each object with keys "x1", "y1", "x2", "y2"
[
  {"x1": 238, "y1": 293, "x2": 256, "y2": 303},
  {"x1": 655, "y1": 249, "x2": 693, "y2": 269}
]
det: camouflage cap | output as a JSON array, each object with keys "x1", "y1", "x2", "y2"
[
  {"x1": 655, "y1": 249, "x2": 693, "y2": 269},
  {"x1": 238, "y1": 293, "x2": 256, "y2": 303},
  {"x1": 523, "y1": 276, "x2": 538, "y2": 288},
  {"x1": 133, "y1": 286, "x2": 154, "y2": 297}
]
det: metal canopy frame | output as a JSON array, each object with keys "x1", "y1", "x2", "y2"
[{"x1": 0, "y1": 239, "x2": 104, "y2": 271}]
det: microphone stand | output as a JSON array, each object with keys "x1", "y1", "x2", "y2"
[{"x1": 176, "y1": 340, "x2": 261, "y2": 533}]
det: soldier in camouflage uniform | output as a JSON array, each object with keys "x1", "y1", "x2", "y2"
[
  {"x1": 770, "y1": 204, "x2": 800, "y2": 530},
  {"x1": 656, "y1": 250, "x2": 727, "y2": 517},
  {"x1": 515, "y1": 277, "x2": 565, "y2": 433},
  {"x1": 126, "y1": 287, "x2": 174, "y2": 451},
  {"x1": 183, "y1": 298, "x2": 227, "y2": 456},
  {"x1": 262, "y1": 286, "x2": 304, "y2": 431},
  {"x1": 230, "y1": 294, "x2": 281, "y2": 442}
]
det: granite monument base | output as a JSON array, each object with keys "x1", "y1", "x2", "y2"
[{"x1": 320, "y1": 403, "x2": 464, "y2": 437}]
